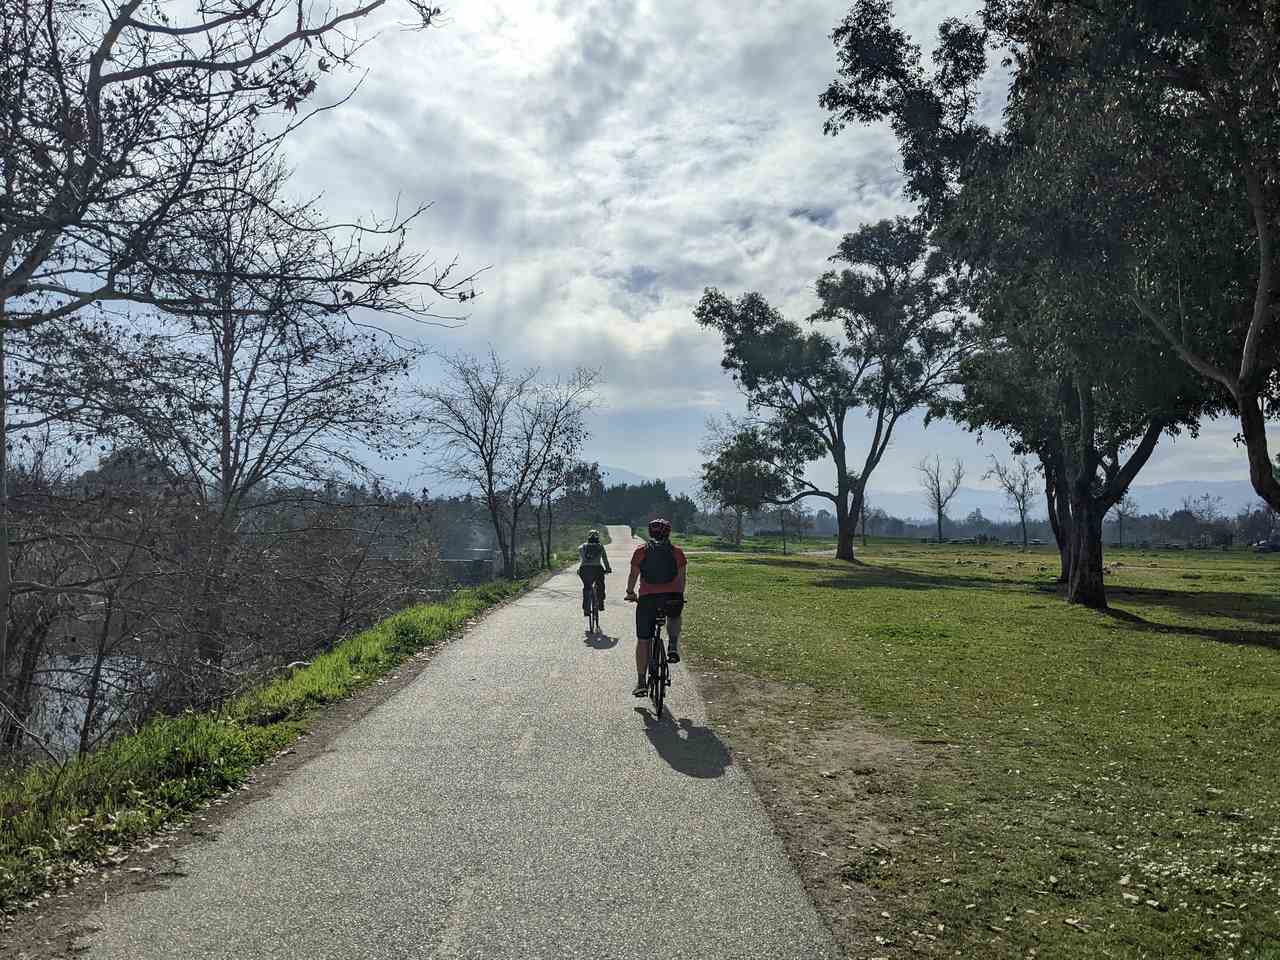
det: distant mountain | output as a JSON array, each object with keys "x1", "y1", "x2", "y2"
[
  {"x1": 597, "y1": 465, "x2": 652, "y2": 488},
  {"x1": 865, "y1": 477, "x2": 1264, "y2": 523}
]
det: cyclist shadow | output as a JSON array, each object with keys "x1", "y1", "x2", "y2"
[
  {"x1": 583, "y1": 629, "x2": 618, "y2": 650},
  {"x1": 634, "y1": 708, "x2": 732, "y2": 779}
]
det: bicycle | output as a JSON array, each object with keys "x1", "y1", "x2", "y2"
[
  {"x1": 647, "y1": 608, "x2": 671, "y2": 718},
  {"x1": 585, "y1": 577, "x2": 602, "y2": 634}
]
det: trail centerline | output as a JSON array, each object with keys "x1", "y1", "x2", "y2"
[{"x1": 75, "y1": 525, "x2": 839, "y2": 959}]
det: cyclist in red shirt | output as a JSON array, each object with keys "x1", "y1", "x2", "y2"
[{"x1": 624, "y1": 517, "x2": 686, "y2": 696}]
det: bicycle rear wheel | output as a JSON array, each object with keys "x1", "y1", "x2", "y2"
[
  {"x1": 589, "y1": 585, "x2": 600, "y2": 633},
  {"x1": 649, "y1": 624, "x2": 666, "y2": 718}
]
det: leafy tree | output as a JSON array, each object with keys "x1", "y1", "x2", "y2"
[
  {"x1": 699, "y1": 416, "x2": 791, "y2": 545},
  {"x1": 981, "y1": 0, "x2": 1280, "y2": 511},
  {"x1": 669, "y1": 494, "x2": 699, "y2": 534},
  {"x1": 695, "y1": 217, "x2": 967, "y2": 560},
  {"x1": 599, "y1": 480, "x2": 676, "y2": 528},
  {"x1": 821, "y1": 0, "x2": 1219, "y2": 608}
]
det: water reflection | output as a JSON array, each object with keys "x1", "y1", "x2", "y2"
[{"x1": 26, "y1": 654, "x2": 150, "y2": 758}]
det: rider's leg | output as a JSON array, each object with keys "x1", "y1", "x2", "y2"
[
  {"x1": 578, "y1": 569, "x2": 592, "y2": 614},
  {"x1": 596, "y1": 569, "x2": 607, "y2": 605},
  {"x1": 666, "y1": 612, "x2": 682, "y2": 662},
  {"x1": 633, "y1": 597, "x2": 653, "y2": 694}
]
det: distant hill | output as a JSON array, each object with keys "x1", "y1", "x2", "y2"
[
  {"x1": 592, "y1": 467, "x2": 1266, "y2": 521},
  {"x1": 865, "y1": 478, "x2": 1264, "y2": 523}
]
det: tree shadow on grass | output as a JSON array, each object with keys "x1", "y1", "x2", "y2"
[
  {"x1": 1106, "y1": 585, "x2": 1280, "y2": 626},
  {"x1": 736, "y1": 557, "x2": 842, "y2": 573},
  {"x1": 738, "y1": 556, "x2": 1012, "y2": 593},
  {"x1": 634, "y1": 708, "x2": 732, "y2": 779},
  {"x1": 1103, "y1": 607, "x2": 1280, "y2": 653},
  {"x1": 812, "y1": 568, "x2": 1010, "y2": 593}
]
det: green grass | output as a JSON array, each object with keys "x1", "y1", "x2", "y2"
[
  {"x1": 689, "y1": 541, "x2": 1280, "y2": 959},
  {"x1": 636, "y1": 528, "x2": 838, "y2": 554},
  {"x1": 0, "y1": 580, "x2": 524, "y2": 911}
]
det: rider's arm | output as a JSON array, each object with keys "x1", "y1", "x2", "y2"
[
  {"x1": 673, "y1": 566, "x2": 686, "y2": 594},
  {"x1": 601, "y1": 546, "x2": 612, "y2": 574}
]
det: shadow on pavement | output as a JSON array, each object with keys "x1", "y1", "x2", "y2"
[
  {"x1": 634, "y1": 708, "x2": 732, "y2": 779},
  {"x1": 584, "y1": 629, "x2": 618, "y2": 650}
]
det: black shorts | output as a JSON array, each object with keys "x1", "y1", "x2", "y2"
[{"x1": 636, "y1": 592, "x2": 684, "y2": 640}]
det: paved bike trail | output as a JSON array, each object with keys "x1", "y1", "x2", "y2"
[{"x1": 74, "y1": 526, "x2": 839, "y2": 959}]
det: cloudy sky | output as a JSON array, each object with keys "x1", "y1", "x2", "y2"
[{"x1": 283, "y1": 0, "x2": 1275, "y2": 503}]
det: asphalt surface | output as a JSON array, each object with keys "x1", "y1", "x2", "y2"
[{"x1": 76, "y1": 526, "x2": 839, "y2": 959}]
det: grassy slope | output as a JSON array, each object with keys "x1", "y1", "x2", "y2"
[
  {"x1": 689, "y1": 542, "x2": 1280, "y2": 959},
  {"x1": 0, "y1": 580, "x2": 524, "y2": 911}
]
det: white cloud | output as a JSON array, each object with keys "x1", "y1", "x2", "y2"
[{"x1": 276, "y1": 0, "x2": 1276, "y2": 495}]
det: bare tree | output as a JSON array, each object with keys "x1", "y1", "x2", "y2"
[
  {"x1": 1111, "y1": 493, "x2": 1139, "y2": 548},
  {"x1": 104, "y1": 160, "x2": 432, "y2": 516},
  {"x1": 918, "y1": 456, "x2": 964, "y2": 543},
  {"x1": 24, "y1": 156, "x2": 440, "y2": 665},
  {"x1": 985, "y1": 456, "x2": 1036, "y2": 548},
  {"x1": 418, "y1": 353, "x2": 596, "y2": 578},
  {"x1": 0, "y1": 0, "x2": 466, "y2": 729}
]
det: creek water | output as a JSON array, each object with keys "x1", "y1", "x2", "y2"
[{"x1": 24, "y1": 654, "x2": 149, "y2": 759}]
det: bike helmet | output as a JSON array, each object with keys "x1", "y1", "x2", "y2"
[
  {"x1": 587, "y1": 529, "x2": 600, "y2": 543},
  {"x1": 647, "y1": 517, "x2": 672, "y2": 540}
]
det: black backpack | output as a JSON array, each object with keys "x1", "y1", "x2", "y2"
[
  {"x1": 640, "y1": 539, "x2": 678, "y2": 583},
  {"x1": 582, "y1": 541, "x2": 604, "y2": 565}
]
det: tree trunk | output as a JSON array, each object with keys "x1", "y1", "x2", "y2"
[
  {"x1": 544, "y1": 498, "x2": 554, "y2": 568},
  {"x1": 834, "y1": 493, "x2": 855, "y2": 561},
  {"x1": 0, "y1": 325, "x2": 9, "y2": 723},
  {"x1": 197, "y1": 519, "x2": 234, "y2": 665},
  {"x1": 1045, "y1": 468, "x2": 1072, "y2": 583},
  {"x1": 1020, "y1": 512, "x2": 1028, "y2": 548},
  {"x1": 1066, "y1": 494, "x2": 1107, "y2": 609},
  {"x1": 935, "y1": 509, "x2": 943, "y2": 543},
  {"x1": 1238, "y1": 391, "x2": 1280, "y2": 510},
  {"x1": 486, "y1": 496, "x2": 512, "y2": 579},
  {"x1": 734, "y1": 508, "x2": 743, "y2": 545},
  {"x1": 79, "y1": 594, "x2": 114, "y2": 758},
  {"x1": 505, "y1": 505, "x2": 521, "y2": 578},
  {"x1": 532, "y1": 503, "x2": 547, "y2": 570},
  {"x1": 2, "y1": 626, "x2": 45, "y2": 753}
]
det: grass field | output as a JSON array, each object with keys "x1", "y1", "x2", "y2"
[
  {"x1": 640, "y1": 528, "x2": 839, "y2": 554},
  {"x1": 687, "y1": 541, "x2": 1280, "y2": 959}
]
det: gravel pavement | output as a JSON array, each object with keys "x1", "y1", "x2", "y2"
[{"x1": 75, "y1": 526, "x2": 840, "y2": 959}]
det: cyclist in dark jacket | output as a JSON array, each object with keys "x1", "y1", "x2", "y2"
[{"x1": 577, "y1": 530, "x2": 612, "y2": 616}]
